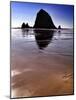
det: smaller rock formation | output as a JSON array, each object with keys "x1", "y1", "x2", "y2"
[
  {"x1": 21, "y1": 22, "x2": 26, "y2": 28},
  {"x1": 21, "y1": 22, "x2": 30, "y2": 28},
  {"x1": 25, "y1": 23, "x2": 30, "y2": 28},
  {"x1": 58, "y1": 25, "x2": 61, "y2": 29}
]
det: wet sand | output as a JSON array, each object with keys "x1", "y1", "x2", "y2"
[
  {"x1": 11, "y1": 29, "x2": 74, "y2": 98},
  {"x1": 11, "y1": 50, "x2": 73, "y2": 98}
]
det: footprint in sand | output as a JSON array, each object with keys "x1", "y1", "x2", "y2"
[{"x1": 62, "y1": 73, "x2": 73, "y2": 81}]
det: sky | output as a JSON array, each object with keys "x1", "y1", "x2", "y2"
[{"x1": 11, "y1": 1, "x2": 74, "y2": 28}]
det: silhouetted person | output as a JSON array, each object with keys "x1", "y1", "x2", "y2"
[{"x1": 34, "y1": 30, "x2": 54, "y2": 50}]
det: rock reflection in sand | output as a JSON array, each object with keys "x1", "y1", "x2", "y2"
[{"x1": 34, "y1": 29, "x2": 54, "y2": 50}]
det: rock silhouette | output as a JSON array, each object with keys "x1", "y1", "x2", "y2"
[
  {"x1": 21, "y1": 22, "x2": 30, "y2": 28},
  {"x1": 58, "y1": 25, "x2": 61, "y2": 29},
  {"x1": 21, "y1": 22, "x2": 26, "y2": 28},
  {"x1": 34, "y1": 30, "x2": 54, "y2": 50},
  {"x1": 34, "y1": 9, "x2": 56, "y2": 29}
]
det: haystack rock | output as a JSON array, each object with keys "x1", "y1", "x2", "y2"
[{"x1": 34, "y1": 9, "x2": 56, "y2": 29}]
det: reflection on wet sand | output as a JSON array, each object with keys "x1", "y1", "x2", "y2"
[
  {"x1": 21, "y1": 28, "x2": 29, "y2": 37},
  {"x1": 34, "y1": 30, "x2": 54, "y2": 50},
  {"x1": 11, "y1": 29, "x2": 73, "y2": 98}
]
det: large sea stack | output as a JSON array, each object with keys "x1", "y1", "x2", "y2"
[{"x1": 34, "y1": 9, "x2": 56, "y2": 29}]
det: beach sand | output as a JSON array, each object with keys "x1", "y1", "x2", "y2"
[{"x1": 11, "y1": 50, "x2": 73, "y2": 98}]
